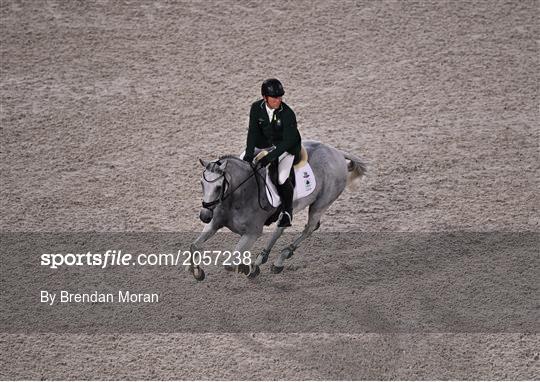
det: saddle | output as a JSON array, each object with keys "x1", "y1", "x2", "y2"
[
  {"x1": 294, "y1": 145, "x2": 309, "y2": 168},
  {"x1": 242, "y1": 145, "x2": 316, "y2": 225},
  {"x1": 263, "y1": 145, "x2": 316, "y2": 208}
]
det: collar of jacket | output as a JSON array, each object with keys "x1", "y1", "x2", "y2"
[{"x1": 259, "y1": 100, "x2": 284, "y2": 113}]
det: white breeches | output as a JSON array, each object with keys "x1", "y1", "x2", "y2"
[
  {"x1": 276, "y1": 152, "x2": 294, "y2": 185},
  {"x1": 240, "y1": 149, "x2": 294, "y2": 185}
]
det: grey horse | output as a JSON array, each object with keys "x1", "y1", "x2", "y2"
[{"x1": 188, "y1": 140, "x2": 366, "y2": 281}]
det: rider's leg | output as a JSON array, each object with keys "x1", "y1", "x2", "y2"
[
  {"x1": 278, "y1": 152, "x2": 295, "y2": 184},
  {"x1": 277, "y1": 153, "x2": 295, "y2": 227}
]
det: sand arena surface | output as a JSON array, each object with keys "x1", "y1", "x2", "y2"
[{"x1": 1, "y1": 0, "x2": 538, "y2": 379}]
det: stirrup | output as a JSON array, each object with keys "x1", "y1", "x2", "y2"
[{"x1": 277, "y1": 211, "x2": 292, "y2": 227}]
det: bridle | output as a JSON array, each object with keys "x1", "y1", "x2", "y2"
[
  {"x1": 201, "y1": 164, "x2": 229, "y2": 209},
  {"x1": 201, "y1": 158, "x2": 270, "y2": 210}
]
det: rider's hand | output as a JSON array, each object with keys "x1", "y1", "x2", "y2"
[
  {"x1": 258, "y1": 156, "x2": 270, "y2": 167},
  {"x1": 243, "y1": 155, "x2": 253, "y2": 164}
]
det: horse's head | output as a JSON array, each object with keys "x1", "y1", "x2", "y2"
[{"x1": 198, "y1": 158, "x2": 228, "y2": 223}]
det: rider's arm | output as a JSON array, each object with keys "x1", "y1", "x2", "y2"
[
  {"x1": 245, "y1": 104, "x2": 259, "y2": 162},
  {"x1": 265, "y1": 111, "x2": 300, "y2": 163}
]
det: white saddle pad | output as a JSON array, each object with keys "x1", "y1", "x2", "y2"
[{"x1": 265, "y1": 162, "x2": 316, "y2": 207}]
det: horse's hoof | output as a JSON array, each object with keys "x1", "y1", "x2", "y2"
[
  {"x1": 281, "y1": 247, "x2": 294, "y2": 259},
  {"x1": 248, "y1": 265, "x2": 260, "y2": 279},
  {"x1": 237, "y1": 263, "x2": 251, "y2": 276},
  {"x1": 271, "y1": 264, "x2": 284, "y2": 274},
  {"x1": 258, "y1": 250, "x2": 269, "y2": 265},
  {"x1": 193, "y1": 267, "x2": 205, "y2": 281}
]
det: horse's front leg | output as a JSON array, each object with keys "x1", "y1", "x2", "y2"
[
  {"x1": 188, "y1": 221, "x2": 219, "y2": 281},
  {"x1": 227, "y1": 233, "x2": 260, "y2": 277}
]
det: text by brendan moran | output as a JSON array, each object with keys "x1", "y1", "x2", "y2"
[{"x1": 40, "y1": 290, "x2": 159, "y2": 305}]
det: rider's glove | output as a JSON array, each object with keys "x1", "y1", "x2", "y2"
[
  {"x1": 243, "y1": 155, "x2": 253, "y2": 164},
  {"x1": 258, "y1": 156, "x2": 271, "y2": 167}
]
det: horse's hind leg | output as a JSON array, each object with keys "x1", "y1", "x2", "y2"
[{"x1": 271, "y1": 206, "x2": 325, "y2": 274}]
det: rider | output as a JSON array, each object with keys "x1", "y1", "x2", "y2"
[{"x1": 244, "y1": 78, "x2": 302, "y2": 227}]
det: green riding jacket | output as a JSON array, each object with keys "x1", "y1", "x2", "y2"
[{"x1": 245, "y1": 99, "x2": 302, "y2": 164}]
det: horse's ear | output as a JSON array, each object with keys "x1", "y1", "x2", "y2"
[{"x1": 199, "y1": 159, "x2": 208, "y2": 168}]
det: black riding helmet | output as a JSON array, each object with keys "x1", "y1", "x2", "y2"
[{"x1": 261, "y1": 78, "x2": 285, "y2": 97}]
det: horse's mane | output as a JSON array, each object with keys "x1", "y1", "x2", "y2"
[
  {"x1": 218, "y1": 154, "x2": 242, "y2": 161},
  {"x1": 203, "y1": 155, "x2": 251, "y2": 174},
  {"x1": 217, "y1": 155, "x2": 251, "y2": 168}
]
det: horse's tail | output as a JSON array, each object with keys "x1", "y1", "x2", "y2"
[{"x1": 341, "y1": 151, "x2": 367, "y2": 190}]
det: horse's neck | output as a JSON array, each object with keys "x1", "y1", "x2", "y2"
[{"x1": 226, "y1": 162, "x2": 262, "y2": 202}]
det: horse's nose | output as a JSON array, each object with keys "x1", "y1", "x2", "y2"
[{"x1": 199, "y1": 208, "x2": 213, "y2": 223}]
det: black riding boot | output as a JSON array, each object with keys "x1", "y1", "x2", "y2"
[{"x1": 277, "y1": 178, "x2": 293, "y2": 227}]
